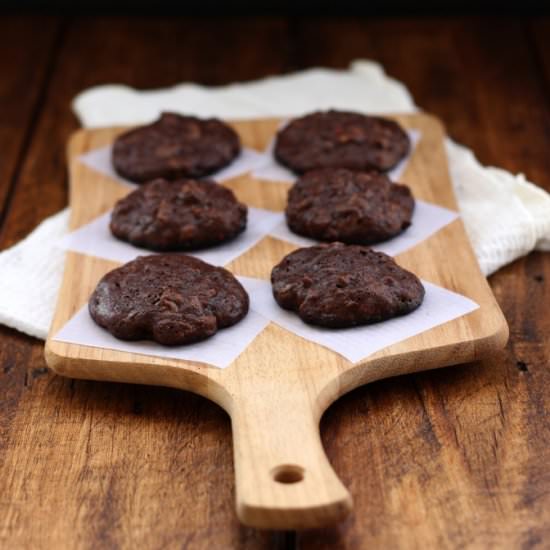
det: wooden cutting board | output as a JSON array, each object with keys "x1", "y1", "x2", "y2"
[{"x1": 45, "y1": 114, "x2": 508, "y2": 530}]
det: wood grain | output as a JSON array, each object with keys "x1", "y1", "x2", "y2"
[
  {"x1": 1, "y1": 15, "x2": 549, "y2": 549},
  {"x1": 45, "y1": 114, "x2": 507, "y2": 530},
  {"x1": 0, "y1": 16, "x2": 61, "y2": 218}
]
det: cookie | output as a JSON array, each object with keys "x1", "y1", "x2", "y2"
[
  {"x1": 89, "y1": 254, "x2": 249, "y2": 346},
  {"x1": 271, "y1": 242, "x2": 424, "y2": 328},
  {"x1": 274, "y1": 110, "x2": 410, "y2": 173},
  {"x1": 112, "y1": 112, "x2": 241, "y2": 182},
  {"x1": 286, "y1": 168, "x2": 414, "y2": 244},
  {"x1": 110, "y1": 178, "x2": 247, "y2": 251}
]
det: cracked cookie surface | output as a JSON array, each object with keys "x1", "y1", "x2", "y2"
[
  {"x1": 274, "y1": 110, "x2": 410, "y2": 173},
  {"x1": 110, "y1": 178, "x2": 247, "y2": 251},
  {"x1": 271, "y1": 242, "x2": 424, "y2": 328},
  {"x1": 89, "y1": 255, "x2": 249, "y2": 345},
  {"x1": 286, "y1": 168, "x2": 414, "y2": 244},
  {"x1": 112, "y1": 112, "x2": 241, "y2": 182}
]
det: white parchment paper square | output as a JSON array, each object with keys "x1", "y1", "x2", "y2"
[
  {"x1": 78, "y1": 144, "x2": 267, "y2": 186},
  {"x1": 269, "y1": 200, "x2": 458, "y2": 256},
  {"x1": 57, "y1": 207, "x2": 284, "y2": 266},
  {"x1": 251, "y1": 129, "x2": 421, "y2": 183},
  {"x1": 52, "y1": 278, "x2": 269, "y2": 369},
  {"x1": 241, "y1": 276, "x2": 479, "y2": 364}
]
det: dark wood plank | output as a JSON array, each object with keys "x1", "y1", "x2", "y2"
[
  {"x1": 292, "y1": 17, "x2": 550, "y2": 549},
  {"x1": 0, "y1": 16, "x2": 292, "y2": 550},
  {"x1": 0, "y1": 16, "x2": 61, "y2": 226},
  {"x1": 530, "y1": 18, "x2": 550, "y2": 117}
]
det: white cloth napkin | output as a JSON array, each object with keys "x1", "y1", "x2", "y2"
[{"x1": 1, "y1": 60, "x2": 549, "y2": 341}]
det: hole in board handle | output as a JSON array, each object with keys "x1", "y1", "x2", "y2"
[{"x1": 272, "y1": 464, "x2": 305, "y2": 484}]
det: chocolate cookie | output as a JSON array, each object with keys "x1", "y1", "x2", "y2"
[
  {"x1": 89, "y1": 254, "x2": 249, "y2": 346},
  {"x1": 274, "y1": 110, "x2": 410, "y2": 173},
  {"x1": 110, "y1": 178, "x2": 247, "y2": 251},
  {"x1": 112, "y1": 112, "x2": 241, "y2": 182},
  {"x1": 271, "y1": 243, "x2": 424, "y2": 328},
  {"x1": 286, "y1": 168, "x2": 414, "y2": 244}
]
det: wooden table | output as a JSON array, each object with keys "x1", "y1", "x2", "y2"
[{"x1": 1, "y1": 15, "x2": 549, "y2": 549}]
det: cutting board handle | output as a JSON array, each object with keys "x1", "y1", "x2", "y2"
[{"x1": 229, "y1": 386, "x2": 352, "y2": 530}]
